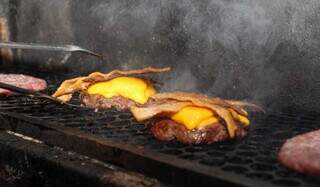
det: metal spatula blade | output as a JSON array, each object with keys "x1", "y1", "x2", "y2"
[{"x1": 0, "y1": 41, "x2": 103, "y2": 59}]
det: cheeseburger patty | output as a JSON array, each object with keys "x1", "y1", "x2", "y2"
[
  {"x1": 80, "y1": 93, "x2": 135, "y2": 111},
  {"x1": 130, "y1": 92, "x2": 258, "y2": 144},
  {"x1": 150, "y1": 118, "x2": 248, "y2": 144},
  {"x1": 52, "y1": 67, "x2": 170, "y2": 103}
]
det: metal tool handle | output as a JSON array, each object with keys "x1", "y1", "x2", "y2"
[
  {"x1": 0, "y1": 81, "x2": 89, "y2": 108},
  {"x1": 0, "y1": 81, "x2": 63, "y2": 103},
  {"x1": 0, "y1": 41, "x2": 103, "y2": 59}
]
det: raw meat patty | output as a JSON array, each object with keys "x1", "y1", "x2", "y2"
[
  {"x1": 278, "y1": 129, "x2": 320, "y2": 176},
  {"x1": 0, "y1": 74, "x2": 47, "y2": 96}
]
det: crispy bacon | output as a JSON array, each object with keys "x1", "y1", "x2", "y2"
[
  {"x1": 131, "y1": 100, "x2": 193, "y2": 121},
  {"x1": 52, "y1": 67, "x2": 170, "y2": 102},
  {"x1": 152, "y1": 92, "x2": 249, "y2": 116}
]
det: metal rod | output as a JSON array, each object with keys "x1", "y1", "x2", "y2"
[{"x1": 0, "y1": 41, "x2": 103, "y2": 59}]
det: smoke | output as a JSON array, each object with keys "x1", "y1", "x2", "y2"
[
  {"x1": 88, "y1": 0, "x2": 320, "y2": 110},
  {"x1": 91, "y1": 1, "x2": 161, "y2": 40},
  {"x1": 161, "y1": 66, "x2": 197, "y2": 92},
  {"x1": 5, "y1": 0, "x2": 320, "y2": 110},
  {"x1": 184, "y1": 1, "x2": 273, "y2": 57},
  {"x1": 0, "y1": 0, "x2": 11, "y2": 16},
  {"x1": 9, "y1": 0, "x2": 83, "y2": 72},
  {"x1": 169, "y1": 0, "x2": 320, "y2": 110},
  {"x1": 18, "y1": 0, "x2": 73, "y2": 43},
  {"x1": 166, "y1": 0, "x2": 280, "y2": 107}
]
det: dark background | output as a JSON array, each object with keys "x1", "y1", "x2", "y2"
[{"x1": 1, "y1": 0, "x2": 320, "y2": 112}]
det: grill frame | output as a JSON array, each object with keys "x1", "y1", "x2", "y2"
[
  {"x1": 0, "y1": 110, "x2": 255, "y2": 187},
  {"x1": 0, "y1": 130, "x2": 163, "y2": 187},
  {"x1": 0, "y1": 96, "x2": 320, "y2": 187}
]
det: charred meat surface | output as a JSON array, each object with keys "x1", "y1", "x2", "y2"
[
  {"x1": 80, "y1": 93, "x2": 135, "y2": 111},
  {"x1": 278, "y1": 129, "x2": 320, "y2": 176},
  {"x1": 150, "y1": 118, "x2": 248, "y2": 144},
  {"x1": 0, "y1": 74, "x2": 47, "y2": 96}
]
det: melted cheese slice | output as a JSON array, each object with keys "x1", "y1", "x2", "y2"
[
  {"x1": 171, "y1": 106, "x2": 219, "y2": 129},
  {"x1": 86, "y1": 77, "x2": 156, "y2": 104},
  {"x1": 229, "y1": 109, "x2": 250, "y2": 126},
  {"x1": 238, "y1": 115, "x2": 250, "y2": 126},
  {"x1": 170, "y1": 106, "x2": 250, "y2": 131}
]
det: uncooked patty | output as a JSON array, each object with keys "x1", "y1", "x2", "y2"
[
  {"x1": 0, "y1": 74, "x2": 47, "y2": 96},
  {"x1": 278, "y1": 129, "x2": 320, "y2": 176}
]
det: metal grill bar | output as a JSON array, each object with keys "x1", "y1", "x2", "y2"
[
  {"x1": 0, "y1": 131, "x2": 163, "y2": 187},
  {"x1": 0, "y1": 96, "x2": 320, "y2": 187}
]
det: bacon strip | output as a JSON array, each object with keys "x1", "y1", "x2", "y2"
[
  {"x1": 153, "y1": 92, "x2": 248, "y2": 116},
  {"x1": 131, "y1": 101, "x2": 193, "y2": 121},
  {"x1": 52, "y1": 67, "x2": 170, "y2": 102}
]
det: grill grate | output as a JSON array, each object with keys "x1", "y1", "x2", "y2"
[{"x1": 0, "y1": 95, "x2": 320, "y2": 187}]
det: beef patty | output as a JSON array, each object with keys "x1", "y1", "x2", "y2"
[
  {"x1": 278, "y1": 129, "x2": 320, "y2": 176},
  {"x1": 150, "y1": 118, "x2": 248, "y2": 144},
  {"x1": 0, "y1": 74, "x2": 47, "y2": 96},
  {"x1": 80, "y1": 93, "x2": 135, "y2": 111}
]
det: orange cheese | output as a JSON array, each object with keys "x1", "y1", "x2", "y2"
[
  {"x1": 171, "y1": 106, "x2": 219, "y2": 129},
  {"x1": 170, "y1": 106, "x2": 250, "y2": 130},
  {"x1": 86, "y1": 77, "x2": 155, "y2": 104}
]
